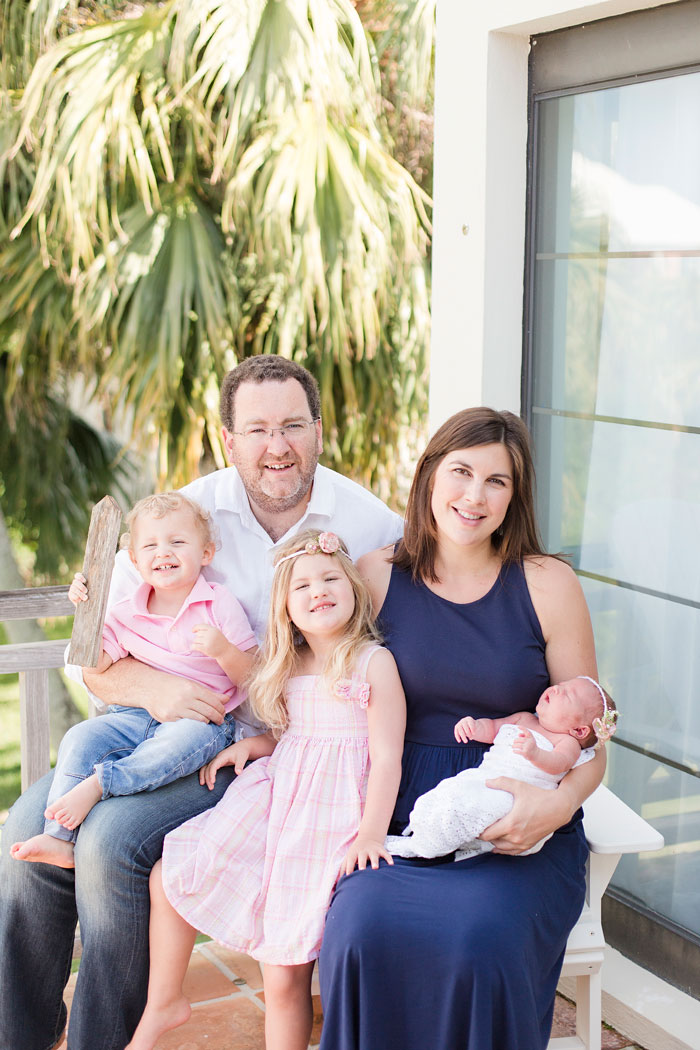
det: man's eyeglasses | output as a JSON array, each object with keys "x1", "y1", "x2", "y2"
[{"x1": 230, "y1": 419, "x2": 320, "y2": 444}]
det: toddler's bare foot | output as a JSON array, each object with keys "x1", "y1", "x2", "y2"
[
  {"x1": 10, "y1": 834, "x2": 75, "y2": 868},
  {"x1": 124, "y1": 996, "x2": 191, "y2": 1050},
  {"x1": 44, "y1": 773, "x2": 103, "y2": 830}
]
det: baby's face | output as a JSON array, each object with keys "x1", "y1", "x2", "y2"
[{"x1": 535, "y1": 678, "x2": 593, "y2": 735}]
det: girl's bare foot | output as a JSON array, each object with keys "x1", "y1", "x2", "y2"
[
  {"x1": 44, "y1": 774, "x2": 103, "y2": 830},
  {"x1": 124, "y1": 996, "x2": 191, "y2": 1050},
  {"x1": 10, "y1": 834, "x2": 75, "y2": 868}
]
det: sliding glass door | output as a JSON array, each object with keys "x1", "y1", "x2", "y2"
[{"x1": 526, "y1": 8, "x2": 700, "y2": 990}]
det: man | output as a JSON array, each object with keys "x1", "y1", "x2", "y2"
[{"x1": 0, "y1": 355, "x2": 402, "y2": 1050}]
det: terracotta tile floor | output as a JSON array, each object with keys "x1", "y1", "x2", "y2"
[{"x1": 61, "y1": 941, "x2": 646, "y2": 1050}]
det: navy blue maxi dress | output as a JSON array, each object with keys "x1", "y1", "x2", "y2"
[{"x1": 318, "y1": 560, "x2": 589, "y2": 1050}]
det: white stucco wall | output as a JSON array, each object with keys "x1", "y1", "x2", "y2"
[{"x1": 429, "y1": 0, "x2": 675, "y2": 430}]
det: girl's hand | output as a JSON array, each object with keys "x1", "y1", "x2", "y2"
[
  {"x1": 68, "y1": 573, "x2": 88, "y2": 606},
  {"x1": 454, "y1": 716, "x2": 478, "y2": 743},
  {"x1": 192, "y1": 624, "x2": 228, "y2": 659},
  {"x1": 512, "y1": 729, "x2": 537, "y2": 760},
  {"x1": 343, "y1": 836, "x2": 394, "y2": 875},
  {"x1": 199, "y1": 741, "x2": 251, "y2": 789}
]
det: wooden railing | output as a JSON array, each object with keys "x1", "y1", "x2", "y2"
[{"x1": 0, "y1": 586, "x2": 73, "y2": 790}]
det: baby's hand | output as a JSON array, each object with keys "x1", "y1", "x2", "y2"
[
  {"x1": 192, "y1": 624, "x2": 228, "y2": 659},
  {"x1": 343, "y1": 836, "x2": 394, "y2": 876},
  {"x1": 199, "y1": 741, "x2": 251, "y2": 789},
  {"x1": 68, "y1": 573, "x2": 88, "y2": 606},
  {"x1": 512, "y1": 729, "x2": 537, "y2": 760},
  {"x1": 454, "y1": 716, "x2": 478, "y2": 743}
]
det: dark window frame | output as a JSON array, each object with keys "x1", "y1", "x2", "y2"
[{"x1": 523, "y1": 0, "x2": 700, "y2": 993}]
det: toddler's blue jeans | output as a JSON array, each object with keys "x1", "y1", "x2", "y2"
[{"x1": 43, "y1": 705, "x2": 237, "y2": 842}]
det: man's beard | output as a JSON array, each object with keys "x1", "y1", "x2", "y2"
[{"x1": 238, "y1": 458, "x2": 318, "y2": 515}]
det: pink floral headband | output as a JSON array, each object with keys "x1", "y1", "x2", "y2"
[
  {"x1": 577, "y1": 675, "x2": 619, "y2": 745},
  {"x1": 276, "y1": 532, "x2": 351, "y2": 568}
]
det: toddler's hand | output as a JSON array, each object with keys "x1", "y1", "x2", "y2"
[
  {"x1": 199, "y1": 741, "x2": 251, "y2": 789},
  {"x1": 68, "y1": 573, "x2": 88, "y2": 606},
  {"x1": 454, "y1": 716, "x2": 478, "y2": 743},
  {"x1": 512, "y1": 729, "x2": 537, "y2": 760},
  {"x1": 343, "y1": 836, "x2": 394, "y2": 876},
  {"x1": 192, "y1": 624, "x2": 228, "y2": 658}
]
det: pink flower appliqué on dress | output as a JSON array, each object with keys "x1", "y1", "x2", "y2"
[{"x1": 333, "y1": 678, "x2": 371, "y2": 708}]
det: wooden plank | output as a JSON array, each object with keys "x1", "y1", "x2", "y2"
[
  {"x1": 67, "y1": 495, "x2": 122, "y2": 668},
  {"x1": 0, "y1": 639, "x2": 70, "y2": 673},
  {"x1": 0, "y1": 586, "x2": 73, "y2": 620},
  {"x1": 20, "y1": 669, "x2": 51, "y2": 790}
]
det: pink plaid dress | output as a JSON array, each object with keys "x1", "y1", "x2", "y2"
[{"x1": 161, "y1": 645, "x2": 380, "y2": 965}]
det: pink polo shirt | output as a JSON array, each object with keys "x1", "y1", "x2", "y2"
[{"x1": 101, "y1": 574, "x2": 257, "y2": 713}]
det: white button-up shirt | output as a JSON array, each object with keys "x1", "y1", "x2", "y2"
[{"x1": 108, "y1": 463, "x2": 403, "y2": 641}]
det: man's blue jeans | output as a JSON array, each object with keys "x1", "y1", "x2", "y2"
[
  {"x1": 0, "y1": 763, "x2": 236, "y2": 1050},
  {"x1": 44, "y1": 706, "x2": 237, "y2": 841}
]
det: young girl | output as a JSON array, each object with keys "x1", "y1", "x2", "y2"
[
  {"x1": 11, "y1": 492, "x2": 257, "y2": 869},
  {"x1": 386, "y1": 676, "x2": 618, "y2": 860},
  {"x1": 125, "y1": 529, "x2": 406, "y2": 1050}
]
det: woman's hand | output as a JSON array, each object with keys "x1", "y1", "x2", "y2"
[
  {"x1": 343, "y1": 835, "x2": 394, "y2": 875},
  {"x1": 479, "y1": 778, "x2": 572, "y2": 854}
]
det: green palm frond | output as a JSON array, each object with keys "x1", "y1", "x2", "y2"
[
  {"x1": 8, "y1": 1, "x2": 177, "y2": 263},
  {"x1": 0, "y1": 0, "x2": 150, "y2": 89},
  {"x1": 227, "y1": 104, "x2": 430, "y2": 497},
  {"x1": 0, "y1": 230, "x2": 76, "y2": 409},
  {"x1": 356, "y1": 0, "x2": 434, "y2": 196},
  {"x1": 375, "y1": 0, "x2": 435, "y2": 121},
  {"x1": 1, "y1": 0, "x2": 433, "y2": 515},
  {"x1": 1, "y1": 0, "x2": 65, "y2": 87},
  {"x1": 0, "y1": 80, "x2": 33, "y2": 233},
  {"x1": 169, "y1": 0, "x2": 379, "y2": 181},
  {"x1": 227, "y1": 106, "x2": 429, "y2": 351},
  {"x1": 0, "y1": 361, "x2": 135, "y2": 576},
  {"x1": 80, "y1": 188, "x2": 236, "y2": 483}
]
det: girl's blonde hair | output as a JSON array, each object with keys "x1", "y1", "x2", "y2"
[
  {"x1": 119, "y1": 492, "x2": 218, "y2": 551},
  {"x1": 248, "y1": 529, "x2": 381, "y2": 734}
]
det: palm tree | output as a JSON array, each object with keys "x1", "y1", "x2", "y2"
[{"x1": 1, "y1": 0, "x2": 432, "y2": 513}]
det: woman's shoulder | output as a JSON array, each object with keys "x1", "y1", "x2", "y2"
[
  {"x1": 522, "y1": 555, "x2": 591, "y2": 648},
  {"x1": 522, "y1": 553, "x2": 581, "y2": 595},
  {"x1": 356, "y1": 544, "x2": 395, "y2": 575}
]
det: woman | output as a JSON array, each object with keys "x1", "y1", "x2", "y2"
[{"x1": 318, "y1": 408, "x2": 604, "y2": 1050}]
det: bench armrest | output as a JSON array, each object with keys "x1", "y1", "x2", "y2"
[{"x1": 583, "y1": 784, "x2": 664, "y2": 855}]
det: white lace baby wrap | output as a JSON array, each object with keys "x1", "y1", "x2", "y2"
[{"x1": 385, "y1": 723, "x2": 594, "y2": 860}]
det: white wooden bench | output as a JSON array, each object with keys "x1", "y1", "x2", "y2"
[{"x1": 549, "y1": 783, "x2": 664, "y2": 1050}]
